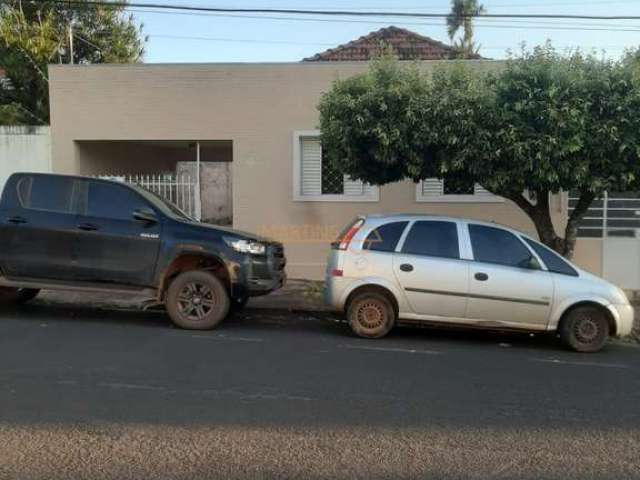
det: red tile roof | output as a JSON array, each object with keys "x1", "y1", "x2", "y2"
[{"x1": 303, "y1": 26, "x2": 477, "y2": 62}]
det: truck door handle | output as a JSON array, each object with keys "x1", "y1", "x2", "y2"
[
  {"x1": 474, "y1": 272, "x2": 489, "y2": 281},
  {"x1": 77, "y1": 223, "x2": 98, "y2": 231},
  {"x1": 400, "y1": 263, "x2": 414, "y2": 272},
  {"x1": 7, "y1": 216, "x2": 27, "y2": 224}
]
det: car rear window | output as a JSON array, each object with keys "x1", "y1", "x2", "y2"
[
  {"x1": 523, "y1": 237, "x2": 578, "y2": 276},
  {"x1": 363, "y1": 221, "x2": 408, "y2": 252},
  {"x1": 401, "y1": 221, "x2": 460, "y2": 259}
]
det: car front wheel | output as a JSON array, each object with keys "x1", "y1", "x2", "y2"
[
  {"x1": 347, "y1": 290, "x2": 396, "y2": 339},
  {"x1": 559, "y1": 305, "x2": 610, "y2": 353},
  {"x1": 166, "y1": 271, "x2": 230, "y2": 330}
]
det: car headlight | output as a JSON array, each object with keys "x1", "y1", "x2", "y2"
[{"x1": 223, "y1": 236, "x2": 266, "y2": 255}]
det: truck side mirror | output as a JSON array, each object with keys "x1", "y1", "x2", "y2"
[{"x1": 133, "y1": 208, "x2": 157, "y2": 225}]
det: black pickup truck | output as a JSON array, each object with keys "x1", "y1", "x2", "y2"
[{"x1": 0, "y1": 173, "x2": 286, "y2": 329}]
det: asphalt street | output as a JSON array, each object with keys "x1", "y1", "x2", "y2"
[{"x1": 0, "y1": 297, "x2": 639, "y2": 479}]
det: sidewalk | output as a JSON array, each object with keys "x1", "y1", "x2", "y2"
[{"x1": 35, "y1": 279, "x2": 329, "y2": 313}]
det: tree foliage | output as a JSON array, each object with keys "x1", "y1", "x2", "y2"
[
  {"x1": 0, "y1": 0, "x2": 146, "y2": 125},
  {"x1": 446, "y1": 0, "x2": 485, "y2": 58},
  {"x1": 318, "y1": 46, "x2": 640, "y2": 258}
]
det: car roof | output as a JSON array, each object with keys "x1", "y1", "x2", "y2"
[
  {"x1": 361, "y1": 213, "x2": 531, "y2": 237},
  {"x1": 11, "y1": 172, "x2": 122, "y2": 185}
]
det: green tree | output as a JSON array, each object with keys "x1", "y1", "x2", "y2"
[
  {"x1": 0, "y1": 0, "x2": 145, "y2": 125},
  {"x1": 446, "y1": 0, "x2": 485, "y2": 58},
  {"x1": 318, "y1": 48, "x2": 640, "y2": 258}
]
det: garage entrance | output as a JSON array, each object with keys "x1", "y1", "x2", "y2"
[{"x1": 75, "y1": 140, "x2": 232, "y2": 225}]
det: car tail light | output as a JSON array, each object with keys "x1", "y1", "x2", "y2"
[
  {"x1": 333, "y1": 218, "x2": 364, "y2": 251},
  {"x1": 330, "y1": 268, "x2": 344, "y2": 277}
]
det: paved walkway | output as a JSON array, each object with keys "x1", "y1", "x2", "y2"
[{"x1": 36, "y1": 279, "x2": 328, "y2": 312}]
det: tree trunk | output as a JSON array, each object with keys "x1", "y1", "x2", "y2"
[
  {"x1": 505, "y1": 190, "x2": 595, "y2": 259},
  {"x1": 562, "y1": 191, "x2": 596, "y2": 259}
]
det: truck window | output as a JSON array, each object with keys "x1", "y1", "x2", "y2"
[
  {"x1": 85, "y1": 182, "x2": 150, "y2": 220},
  {"x1": 17, "y1": 176, "x2": 75, "y2": 214}
]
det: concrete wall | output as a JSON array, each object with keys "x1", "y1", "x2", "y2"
[
  {"x1": 0, "y1": 126, "x2": 51, "y2": 191},
  {"x1": 48, "y1": 62, "x2": 594, "y2": 279},
  {"x1": 177, "y1": 161, "x2": 232, "y2": 225}
]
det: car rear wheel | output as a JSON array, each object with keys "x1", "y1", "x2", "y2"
[
  {"x1": 347, "y1": 290, "x2": 395, "y2": 339},
  {"x1": 559, "y1": 305, "x2": 610, "y2": 353},
  {"x1": 0, "y1": 287, "x2": 40, "y2": 305},
  {"x1": 166, "y1": 271, "x2": 230, "y2": 330}
]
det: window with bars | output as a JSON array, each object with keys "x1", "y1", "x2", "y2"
[
  {"x1": 570, "y1": 192, "x2": 640, "y2": 239},
  {"x1": 294, "y1": 132, "x2": 379, "y2": 202},
  {"x1": 416, "y1": 178, "x2": 502, "y2": 203}
]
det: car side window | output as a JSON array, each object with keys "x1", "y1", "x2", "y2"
[
  {"x1": 84, "y1": 182, "x2": 150, "y2": 221},
  {"x1": 401, "y1": 221, "x2": 460, "y2": 259},
  {"x1": 523, "y1": 237, "x2": 578, "y2": 276},
  {"x1": 16, "y1": 175, "x2": 75, "y2": 214},
  {"x1": 469, "y1": 224, "x2": 532, "y2": 268},
  {"x1": 363, "y1": 221, "x2": 408, "y2": 252}
]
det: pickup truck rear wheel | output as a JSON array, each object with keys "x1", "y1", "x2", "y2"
[
  {"x1": 0, "y1": 287, "x2": 40, "y2": 305},
  {"x1": 166, "y1": 271, "x2": 230, "y2": 330}
]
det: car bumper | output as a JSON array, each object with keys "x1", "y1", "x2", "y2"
[
  {"x1": 608, "y1": 303, "x2": 635, "y2": 337},
  {"x1": 323, "y1": 275, "x2": 351, "y2": 311},
  {"x1": 234, "y1": 243, "x2": 286, "y2": 298}
]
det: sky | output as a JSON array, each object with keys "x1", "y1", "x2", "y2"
[{"x1": 128, "y1": 0, "x2": 640, "y2": 63}]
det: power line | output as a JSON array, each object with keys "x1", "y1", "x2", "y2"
[
  {"x1": 126, "y1": 8, "x2": 640, "y2": 33},
  {"x1": 146, "y1": 33, "x2": 630, "y2": 51},
  {"x1": 149, "y1": 34, "x2": 336, "y2": 46},
  {"x1": 26, "y1": 0, "x2": 640, "y2": 20}
]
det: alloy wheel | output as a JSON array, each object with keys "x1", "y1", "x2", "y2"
[{"x1": 177, "y1": 282, "x2": 217, "y2": 321}]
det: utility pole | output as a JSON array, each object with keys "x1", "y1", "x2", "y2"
[{"x1": 68, "y1": 23, "x2": 74, "y2": 64}]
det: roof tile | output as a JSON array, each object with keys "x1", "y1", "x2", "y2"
[{"x1": 303, "y1": 26, "x2": 478, "y2": 61}]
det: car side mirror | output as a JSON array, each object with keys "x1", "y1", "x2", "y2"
[
  {"x1": 520, "y1": 255, "x2": 541, "y2": 270},
  {"x1": 133, "y1": 208, "x2": 157, "y2": 224}
]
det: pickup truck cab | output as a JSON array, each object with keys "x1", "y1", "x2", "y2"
[{"x1": 0, "y1": 173, "x2": 286, "y2": 329}]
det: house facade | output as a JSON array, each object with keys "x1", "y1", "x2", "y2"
[
  {"x1": 46, "y1": 26, "x2": 636, "y2": 284},
  {"x1": 47, "y1": 59, "x2": 610, "y2": 281}
]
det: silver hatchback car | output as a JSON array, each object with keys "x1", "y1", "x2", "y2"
[{"x1": 324, "y1": 214, "x2": 634, "y2": 352}]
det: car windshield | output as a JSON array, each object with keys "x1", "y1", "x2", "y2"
[{"x1": 130, "y1": 185, "x2": 193, "y2": 221}]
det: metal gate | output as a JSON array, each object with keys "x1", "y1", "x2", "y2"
[
  {"x1": 96, "y1": 173, "x2": 199, "y2": 220},
  {"x1": 571, "y1": 192, "x2": 640, "y2": 289}
]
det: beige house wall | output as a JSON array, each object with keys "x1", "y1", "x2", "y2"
[{"x1": 48, "y1": 62, "x2": 597, "y2": 280}]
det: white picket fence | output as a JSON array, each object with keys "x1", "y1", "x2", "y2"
[{"x1": 96, "y1": 173, "x2": 199, "y2": 220}]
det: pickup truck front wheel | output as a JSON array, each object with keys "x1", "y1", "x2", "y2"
[
  {"x1": 0, "y1": 287, "x2": 40, "y2": 305},
  {"x1": 166, "y1": 271, "x2": 230, "y2": 330}
]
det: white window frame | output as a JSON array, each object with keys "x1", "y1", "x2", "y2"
[
  {"x1": 415, "y1": 179, "x2": 504, "y2": 203},
  {"x1": 292, "y1": 130, "x2": 379, "y2": 203}
]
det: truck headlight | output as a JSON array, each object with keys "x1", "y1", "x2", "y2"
[{"x1": 224, "y1": 237, "x2": 266, "y2": 255}]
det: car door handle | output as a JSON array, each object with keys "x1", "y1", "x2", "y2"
[
  {"x1": 7, "y1": 216, "x2": 27, "y2": 224},
  {"x1": 400, "y1": 263, "x2": 414, "y2": 272},
  {"x1": 474, "y1": 272, "x2": 489, "y2": 281},
  {"x1": 77, "y1": 223, "x2": 99, "y2": 231}
]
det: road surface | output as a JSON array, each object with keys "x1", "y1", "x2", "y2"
[{"x1": 0, "y1": 298, "x2": 639, "y2": 479}]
